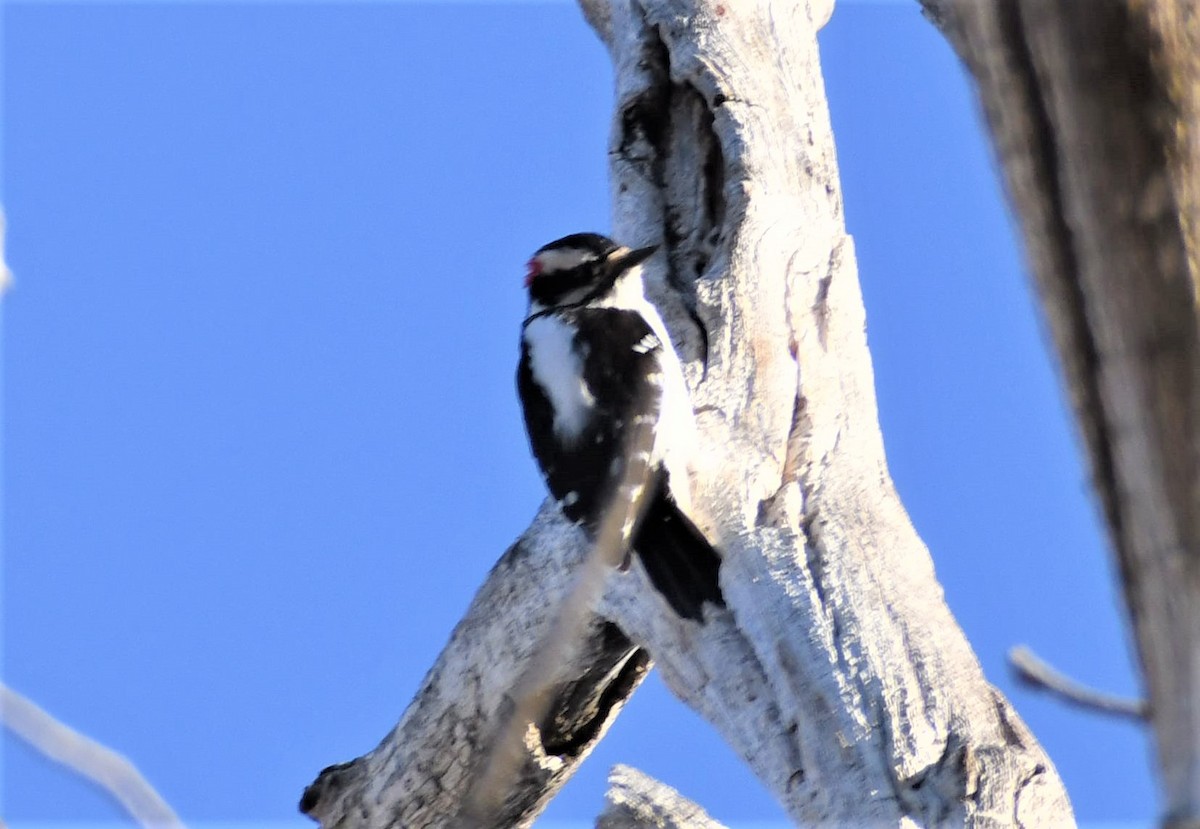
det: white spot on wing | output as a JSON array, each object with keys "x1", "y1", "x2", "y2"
[
  {"x1": 632, "y1": 333, "x2": 659, "y2": 354},
  {"x1": 524, "y1": 314, "x2": 595, "y2": 441}
]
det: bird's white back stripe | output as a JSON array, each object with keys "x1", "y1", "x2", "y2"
[{"x1": 524, "y1": 315, "x2": 595, "y2": 441}]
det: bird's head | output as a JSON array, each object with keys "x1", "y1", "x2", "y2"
[{"x1": 525, "y1": 233, "x2": 657, "y2": 312}]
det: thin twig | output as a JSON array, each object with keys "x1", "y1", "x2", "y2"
[
  {"x1": 1, "y1": 210, "x2": 14, "y2": 295},
  {"x1": 1, "y1": 682, "x2": 186, "y2": 829},
  {"x1": 1008, "y1": 645, "x2": 1147, "y2": 720}
]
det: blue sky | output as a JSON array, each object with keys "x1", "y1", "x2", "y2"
[{"x1": 2, "y1": 1, "x2": 1154, "y2": 825}]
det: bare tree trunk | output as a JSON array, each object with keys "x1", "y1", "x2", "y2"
[
  {"x1": 301, "y1": 1, "x2": 1075, "y2": 826},
  {"x1": 920, "y1": 2, "x2": 1200, "y2": 826}
]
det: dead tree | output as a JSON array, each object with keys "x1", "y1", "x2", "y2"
[{"x1": 300, "y1": 2, "x2": 1076, "y2": 826}]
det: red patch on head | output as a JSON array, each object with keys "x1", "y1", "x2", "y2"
[{"x1": 524, "y1": 257, "x2": 543, "y2": 287}]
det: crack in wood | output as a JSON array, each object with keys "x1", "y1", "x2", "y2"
[
  {"x1": 617, "y1": 9, "x2": 726, "y2": 370},
  {"x1": 539, "y1": 624, "x2": 651, "y2": 757}
]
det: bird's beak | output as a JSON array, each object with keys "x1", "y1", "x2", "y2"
[{"x1": 609, "y1": 244, "x2": 658, "y2": 273}]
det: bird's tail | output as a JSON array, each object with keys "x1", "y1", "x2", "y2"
[{"x1": 633, "y1": 492, "x2": 725, "y2": 621}]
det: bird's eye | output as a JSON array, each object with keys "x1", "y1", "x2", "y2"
[{"x1": 524, "y1": 258, "x2": 543, "y2": 287}]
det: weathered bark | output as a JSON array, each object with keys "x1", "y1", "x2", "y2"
[
  {"x1": 595, "y1": 765, "x2": 726, "y2": 829},
  {"x1": 585, "y1": 1, "x2": 1071, "y2": 825},
  {"x1": 920, "y1": 2, "x2": 1200, "y2": 825},
  {"x1": 300, "y1": 510, "x2": 652, "y2": 828},
  {"x1": 301, "y1": 1, "x2": 1074, "y2": 826}
]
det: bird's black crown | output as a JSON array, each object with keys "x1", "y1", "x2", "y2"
[
  {"x1": 536, "y1": 232, "x2": 621, "y2": 262},
  {"x1": 525, "y1": 233, "x2": 656, "y2": 309}
]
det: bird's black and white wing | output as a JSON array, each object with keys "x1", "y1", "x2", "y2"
[
  {"x1": 519, "y1": 307, "x2": 660, "y2": 524},
  {"x1": 519, "y1": 305, "x2": 721, "y2": 619}
]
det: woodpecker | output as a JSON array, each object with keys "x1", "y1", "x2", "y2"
[{"x1": 517, "y1": 232, "x2": 724, "y2": 621}]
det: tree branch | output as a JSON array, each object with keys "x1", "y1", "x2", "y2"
[
  {"x1": 1, "y1": 683, "x2": 185, "y2": 829},
  {"x1": 595, "y1": 765, "x2": 726, "y2": 829},
  {"x1": 457, "y1": 418, "x2": 659, "y2": 827},
  {"x1": 300, "y1": 509, "x2": 652, "y2": 829},
  {"x1": 1, "y1": 210, "x2": 14, "y2": 296},
  {"x1": 1009, "y1": 646, "x2": 1148, "y2": 721}
]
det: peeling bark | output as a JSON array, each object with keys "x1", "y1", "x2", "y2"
[{"x1": 921, "y1": 2, "x2": 1200, "y2": 825}]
